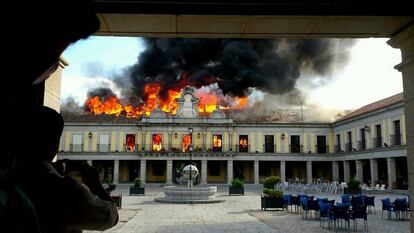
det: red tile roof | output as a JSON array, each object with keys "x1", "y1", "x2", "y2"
[
  {"x1": 334, "y1": 93, "x2": 403, "y2": 123},
  {"x1": 62, "y1": 112, "x2": 140, "y2": 124}
]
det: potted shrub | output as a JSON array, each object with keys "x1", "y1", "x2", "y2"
[
  {"x1": 344, "y1": 178, "x2": 362, "y2": 194},
  {"x1": 261, "y1": 176, "x2": 285, "y2": 210},
  {"x1": 130, "y1": 177, "x2": 145, "y2": 196},
  {"x1": 229, "y1": 178, "x2": 245, "y2": 195}
]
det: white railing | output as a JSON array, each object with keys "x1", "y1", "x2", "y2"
[{"x1": 275, "y1": 181, "x2": 344, "y2": 194}]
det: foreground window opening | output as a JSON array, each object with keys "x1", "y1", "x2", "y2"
[
  {"x1": 290, "y1": 135, "x2": 300, "y2": 153},
  {"x1": 213, "y1": 134, "x2": 222, "y2": 152},
  {"x1": 71, "y1": 134, "x2": 83, "y2": 152},
  {"x1": 264, "y1": 135, "x2": 274, "y2": 153},
  {"x1": 239, "y1": 135, "x2": 248, "y2": 152},
  {"x1": 99, "y1": 134, "x2": 110, "y2": 152},
  {"x1": 125, "y1": 134, "x2": 136, "y2": 152},
  {"x1": 152, "y1": 134, "x2": 162, "y2": 151},
  {"x1": 182, "y1": 134, "x2": 192, "y2": 152}
]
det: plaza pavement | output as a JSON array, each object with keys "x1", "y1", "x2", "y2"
[{"x1": 85, "y1": 184, "x2": 410, "y2": 233}]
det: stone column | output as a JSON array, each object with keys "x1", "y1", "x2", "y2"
[
  {"x1": 140, "y1": 160, "x2": 146, "y2": 184},
  {"x1": 202, "y1": 132, "x2": 206, "y2": 152},
  {"x1": 280, "y1": 161, "x2": 286, "y2": 182},
  {"x1": 227, "y1": 160, "x2": 233, "y2": 184},
  {"x1": 343, "y1": 161, "x2": 350, "y2": 183},
  {"x1": 370, "y1": 159, "x2": 378, "y2": 187},
  {"x1": 254, "y1": 160, "x2": 259, "y2": 184},
  {"x1": 387, "y1": 158, "x2": 397, "y2": 190},
  {"x1": 306, "y1": 161, "x2": 312, "y2": 184},
  {"x1": 168, "y1": 132, "x2": 172, "y2": 151},
  {"x1": 113, "y1": 160, "x2": 119, "y2": 184},
  {"x1": 201, "y1": 160, "x2": 208, "y2": 184},
  {"x1": 388, "y1": 24, "x2": 414, "y2": 231},
  {"x1": 332, "y1": 161, "x2": 339, "y2": 182},
  {"x1": 141, "y1": 131, "x2": 146, "y2": 151},
  {"x1": 166, "y1": 160, "x2": 173, "y2": 184},
  {"x1": 356, "y1": 160, "x2": 363, "y2": 183},
  {"x1": 229, "y1": 133, "x2": 233, "y2": 151}
]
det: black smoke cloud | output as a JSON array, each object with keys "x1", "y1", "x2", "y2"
[
  {"x1": 87, "y1": 87, "x2": 116, "y2": 100},
  {"x1": 118, "y1": 38, "x2": 354, "y2": 103}
]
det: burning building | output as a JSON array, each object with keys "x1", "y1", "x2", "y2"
[{"x1": 58, "y1": 88, "x2": 407, "y2": 189}]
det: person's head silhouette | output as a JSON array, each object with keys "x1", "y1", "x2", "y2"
[
  {"x1": 8, "y1": 0, "x2": 100, "y2": 109},
  {"x1": 26, "y1": 107, "x2": 65, "y2": 163}
]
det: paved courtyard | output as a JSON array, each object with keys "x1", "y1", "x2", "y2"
[{"x1": 86, "y1": 185, "x2": 410, "y2": 233}]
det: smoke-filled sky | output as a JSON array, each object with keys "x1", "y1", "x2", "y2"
[{"x1": 61, "y1": 36, "x2": 402, "y2": 121}]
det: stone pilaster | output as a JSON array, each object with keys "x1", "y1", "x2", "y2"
[
  {"x1": 370, "y1": 159, "x2": 378, "y2": 187},
  {"x1": 306, "y1": 161, "x2": 312, "y2": 184},
  {"x1": 140, "y1": 159, "x2": 146, "y2": 184},
  {"x1": 227, "y1": 160, "x2": 233, "y2": 184},
  {"x1": 280, "y1": 161, "x2": 286, "y2": 182},
  {"x1": 166, "y1": 160, "x2": 173, "y2": 184},
  {"x1": 201, "y1": 160, "x2": 207, "y2": 184}
]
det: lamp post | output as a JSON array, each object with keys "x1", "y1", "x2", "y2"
[{"x1": 188, "y1": 127, "x2": 193, "y2": 187}]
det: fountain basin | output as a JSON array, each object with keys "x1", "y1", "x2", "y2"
[{"x1": 155, "y1": 185, "x2": 225, "y2": 204}]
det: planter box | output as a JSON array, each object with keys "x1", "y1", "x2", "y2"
[
  {"x1": 343, "y1": 188, "x2": 362, "y2": 195},
  {"x1": 229, "y1": 187, "x2": 244, "y2": 196},
  {"x1": 110, "y1": 194, "x2": 122, "y2": 209},
  {"x1": 130, "y1": 187, "x2": 145, "y2": 196},
  {"x1": 261, "y1": 196, "x2": 285, "y2": 210}
]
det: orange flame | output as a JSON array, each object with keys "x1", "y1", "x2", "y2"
[
  {"x1": 182, "y1": 134, "x2": 192, "y2": 152},
  {"x1": 85, "y1": 83, "x2": 249, "y2": 117},
  {"x1": 85, "y1": 96, "x2": 123, "y2": 116},
  {"x1": 152, "y1": 134, "x2": 162, "y2": 151},
  {"x1": 196, "y1": 92, "x2": 218, "y2": 114},
  {"x1": 233, "y1": 96, "x2": 248, "y2": 109}
]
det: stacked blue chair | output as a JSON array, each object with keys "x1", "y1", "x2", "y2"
[
  {"x1": 394, "y1": 197, "x2": 408, "y2": 220},
  {"x1": 341, "y1": 194, "x2": 351, "y2": 205},
  {"x1": 283, "y1": 194, "x2": 292, "y2": 211},
  {"x1": 330, "y1": 205, "x2": 351, "y2": 232},
  {"x1": 318, "y1": 201, "x2": 332, "y2": 229},
  {"x1": 381, "y1": 198, "x2": 393, "y2": 219},
  {"x1": 300, "y1": 196, "x2": 309, "y2": 219},
  {"x1": 365, "y1": 196, "x2": 375, "y2": 214},
  {"x1": 351, "y1": 205, "x2": 368, "y2": 231}
]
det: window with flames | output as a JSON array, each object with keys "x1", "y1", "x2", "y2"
[
  {"x1": 125, "y1": 134, "x2": 136, "y2": 152},
  {"x1": 182, "y1": 134, "x2": 192, "y2": 152},
  {"x1": 239, "y1": 135, "x2": 248, "y2": 152},
  {"x1": 152, "y1": 134, "x2": 162, "y2": 152},
  {"x1": 213, "y1": 134, "x2": 222, "y2": 152}
]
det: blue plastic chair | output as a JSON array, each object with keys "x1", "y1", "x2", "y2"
[
  {"x1": 381, "y1": 198, "x2": 392, "y2": 219},
  {"x1": 394, "y1": 198, "x2": 408, "y2": 220},
  {"x1": 351, "y1": 205, "x2": 368, "y2": 231}
]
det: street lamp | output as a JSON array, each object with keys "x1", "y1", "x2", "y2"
[{"x1": 188, "y1": 127, "x2": 193, "y2": 187}]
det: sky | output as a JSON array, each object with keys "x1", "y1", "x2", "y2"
[{"x1": 61, "y1": 36, "x2": 403, "y2": 113}]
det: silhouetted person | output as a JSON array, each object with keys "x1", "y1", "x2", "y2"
[
  {"x1": 3, "y1": 1, "x2": 119, "y2": 232},
  {"x1": 14, "y1": 107, "x2": 118, "y2": 233},
  {"x1": 0, "y1": 144, "x2": 41, "y2": 233}
]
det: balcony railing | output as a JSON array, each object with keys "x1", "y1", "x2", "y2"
[
  {"x1": 289, "y1": 144, "x2": 302, "y2": 153},
  {"x1": 315, "y1": 145, "x2": 328, "y2": 154},
  {"x1": 123, "y1": 144, "x2": 139, "y2": 152},
  {"x1": 65, "y1": 139, "x2": 406, "y2": 155},
  {"x1": 390, "y1": 134, "x2": 402, "y2": 146},
  {"x1": 372, "y1": 137, "x2": 382, "y2": 148},
  {"x1": 263, "y1": 144, "x2": 277, "y2": 153},
  {"x1": 70, "y1": 143, "x2": 83, "y2": 152},
  {"x1": 345, "y1": 143, "x2": 353, "y2": 152},
  {"x1": 97, "y1": 144, "x2": 110, "y2": 152},
  {"x1": 358, "y1": 140, "x2": 366, "y2": 151},
  {"x1": 334, "y1": 145, "x2": 342, "y2": 153}
]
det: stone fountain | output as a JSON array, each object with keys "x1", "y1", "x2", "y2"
[{"x1": 155, "y1": 165, "x2": 224, "y2": 204}]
